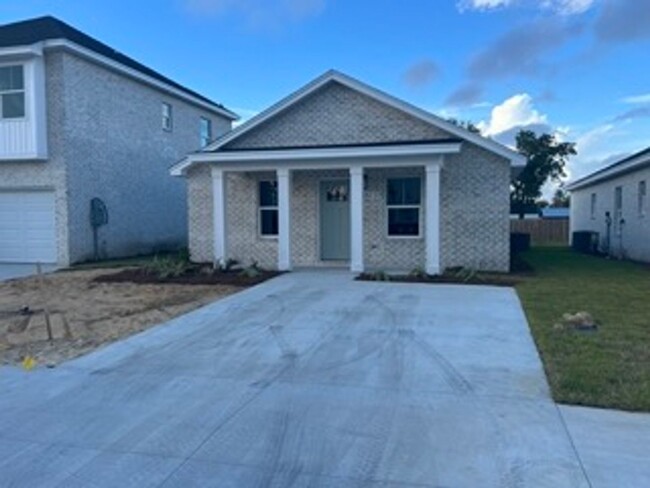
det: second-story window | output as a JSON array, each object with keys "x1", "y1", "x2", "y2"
[
  {"x1": 162, "y1": 102, "x2": 173, "y2": 131},
  {"x1": 200, "y1": 117, "x2": 212, "y2": 147},
  {"x1": 0, "y1": 65, "x2": 25, "y2": 119}
]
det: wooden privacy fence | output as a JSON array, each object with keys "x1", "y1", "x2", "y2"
[{"x1": 510, "y1": 219, "x2": 569, "y2": 245}]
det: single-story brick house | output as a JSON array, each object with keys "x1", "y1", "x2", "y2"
[{"x1": 171, "y1": 71, "x2": 525, "y2": 274}]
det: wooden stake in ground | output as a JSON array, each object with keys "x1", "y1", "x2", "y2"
[{"x1": 36, "y1": 263, "x2": 54, "y2": 343}]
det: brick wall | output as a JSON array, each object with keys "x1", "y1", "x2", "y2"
[
  {"x1": 224, "y1": 81, "x2": 451, "y2": 149},
  {"x1": 187, "y1": 153, "x2": 511, "y2": 273}
]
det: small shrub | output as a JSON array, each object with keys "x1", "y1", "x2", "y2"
[
  {"x1": 145, "y1": 254, "x2": 192, "y2": 279},
  {"x1": 369, "y1": 270, "x2": 391, "y2": 281},
  {"x1": 409, "y1": 267, "x2": 428, "y2": 279},
  {"x1": 453, "y1": 267, "x2": 483, "y2": 283},
  {"x1": 214, "y1": 258, "x2": 239, "y2": 272},
  {"x1": 240, "y1": 261, "x2": 262, "y2": 278}
]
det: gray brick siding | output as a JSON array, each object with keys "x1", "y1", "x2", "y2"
[
  {"x1": 187, "y1": 165, "x2": 213, "y2": 263},
  {"x1": 441, "y1": 144, "x2": 510, "y2": 272},
  {"x1": 60, "y1": 52, "x2": 231, "y2": 263},
  {"x1": 224, "y1": 81, "x2": 452, "y2": 149},
  {"x1": 187, "y1": 148, "x2": 510, "y2": 272}
]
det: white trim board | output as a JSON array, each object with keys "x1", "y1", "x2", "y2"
[
  {"x1": 171, "y1": 142, "x2": 461, "y2": 176},
  {"x1": 566, "y1": 149, "x2": 650, "y2": 191}
]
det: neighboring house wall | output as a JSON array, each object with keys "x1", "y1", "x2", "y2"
[
  {"x1": 0, "y1": 51, "x2": 71, "y2": 264},
  {"x1": 1, "y1": 48, "x2": 231, "y2": 265},
  {"x1": 60, "y1": 51, "x2": 231, "y2": 263},
  {"x1": 571, "y1": 167, "x2": 650, "y2": 262}
]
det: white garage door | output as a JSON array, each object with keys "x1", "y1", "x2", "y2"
[{"x1": 0, "y1": 191, "x2": 57, "y2": 263}]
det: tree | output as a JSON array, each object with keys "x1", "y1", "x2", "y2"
[
  {"x1": 511, "y1": 130, "x2": 576, "y2": 217},
  {"x1": 446, "y1": 118, "x2": 481, "y2": 134},
  {"x1": 551, "y1": 188, "x2": 570, "y2": 208}
]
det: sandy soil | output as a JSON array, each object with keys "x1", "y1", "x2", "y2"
[{"x1": 0, "y1": 268, "x2": 239, "y2": 366}]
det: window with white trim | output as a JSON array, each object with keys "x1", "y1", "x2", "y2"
[
  {"x1": 259, "y1": 180, "x2": 278, "y2": 237},
  {"x1": 639, "y1": 180, "x2": 647, "y2": 217},
  {"x1": 162, "y1": 102, "x2": 172, "y2": 131},
  {"x1": 614, "y1": 186, "x2": 623, "y2": 235},
  {"x1": 200, "y1": 117, "x2": 212, "y2": 147},
  {"x1": 0, "y1": 65, "x2": 25, "y2": 119},
  {"x1": 590, "y1": 192, "x2": 597, "y2": 220},
  {"x1": 387, "y1": 177, "x2": 421, "y2": 237}
]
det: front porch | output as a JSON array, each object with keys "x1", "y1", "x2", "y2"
[{"x1": 207, "y1": 143, "x2": 457, "y2": 274}]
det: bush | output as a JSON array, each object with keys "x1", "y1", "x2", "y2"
[{"x1": 145, "y1": 253, "x2": 192, "y2": 279}]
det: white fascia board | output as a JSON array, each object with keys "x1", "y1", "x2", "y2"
[
  {"x1": 0, "y1": 44, "x2": 44, "y2": 59},
  {"x1": 202, "y1": 70, "x2": 525, "y2": 166},
  {"x1": 170, "y1": 142, "x2": 461, "y2": 176},
  {"x1": 566, "y1": 153, "x2": 650, "y2": 191},
  {"x1": 41, "y1": 39, "x2": 238, "y2": 120}
]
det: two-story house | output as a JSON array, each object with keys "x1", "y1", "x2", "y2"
[{"x1": 0, "y1": 16, "x2": 237, "y2": 266}]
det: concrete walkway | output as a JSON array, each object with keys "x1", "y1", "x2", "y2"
[{"x1": 0, "y1": 271, "x2": 640, "y2": 487}]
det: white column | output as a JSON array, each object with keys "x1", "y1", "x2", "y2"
[
  {"x1": 277, "y1": 168, "x2": 292, "y2": 271},
  {"x1": 425, "y1": 159, "x2": 443, "y2": 275},
  {"x1": 350, "y1": 166, "x2": 364, "y2": 273},
  {"x1": 211, "y1": 167, "x2": 227, "y2": 265}
]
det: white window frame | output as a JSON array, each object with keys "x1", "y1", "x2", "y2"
[
  {"x1": 614, "y1": 186, "x2": 623, "y2": 235},
  {"x1": 162, "y1": 102, "x2": 173, "y2": 131},
  {"x1": 386, "y1": 176, "x2": 422, "y2": 239},
  {"x1": 258, "y1": 180, "x2": 278, "y2": 238},
  {"x1": 639, "y1": 180, "x2": 647, "y2": 218},
  {"x1": 590, "y1": 192, "x2": 597, "y2": 220},
  {"x1": 200, "y1": 117, "x2": 212, "y2": 148},
  {"x1": 0, "y1": 64, "x2": 26, "y2": 120}
]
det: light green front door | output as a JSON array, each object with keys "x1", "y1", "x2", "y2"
[{"x1": 320, "y1": 180, "x2": 351, "y2": 261}]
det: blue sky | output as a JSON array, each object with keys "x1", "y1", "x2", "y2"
[{"x1": 2, "y1": 0, "x2": 650, "y2": 186}]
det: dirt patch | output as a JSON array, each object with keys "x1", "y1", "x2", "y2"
[{"x1": 0, "y1": 268, "x2": 244, "y2": 366}]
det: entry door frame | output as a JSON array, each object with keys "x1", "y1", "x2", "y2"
[{"x1": 318, "y1": 178, "x2": 351, "y2": 261}]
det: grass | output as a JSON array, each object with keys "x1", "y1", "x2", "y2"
[{"x1": 515, "y1": 247, "x2": 650, "y2": 411}]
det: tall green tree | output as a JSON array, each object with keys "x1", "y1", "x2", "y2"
[{"x1": 511, "y1": 131, "x2": 576, "y2": 217}]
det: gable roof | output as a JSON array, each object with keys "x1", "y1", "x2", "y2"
[
  {"x1": 566, "y1": 146, "x2": 650, "y2": 191},
  {"x1": 171, "y1": 70, "x2": 525, "y2": 175},
  {"x1": 0, "y1": 16, "x2": 237, "y2": 120}
]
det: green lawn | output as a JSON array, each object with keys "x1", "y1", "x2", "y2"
[{"x1": 516, "y1": 247, "x2": 650, "y2": 411}]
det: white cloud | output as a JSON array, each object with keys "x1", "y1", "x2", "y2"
[
  {"x1": 459, "y1": 0, "x2": 595, "y2": 14},
  {"x1": 231, "y1": 107, "x2": 260, "y2": 127},
  {"x1": 621, "y1": 93, "x2": 650, "y2": 104},
  {"x1": 457, "y1": 0, "x2": 513, "y2": 11},
  {"x1": 541, "y1": 0, "x2": 595, "y2": 15},
  {"x1": 478, "y1": 93, "x2": 547, "y2": 136}
]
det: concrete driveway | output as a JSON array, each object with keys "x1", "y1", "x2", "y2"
[
  {"x1": 0, "y1": 271, "x2": 592, "y2": 487},
  {"x1": 0, "y1": 263, "x2": 57, "y2": 281}
]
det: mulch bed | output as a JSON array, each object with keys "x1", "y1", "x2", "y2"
[
  {"x1": 356, "y1": 273, "x2": 522, "y2": 287},
  {"x1": 94, "y1": 267, "x2": 282, "y2": 287}
]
